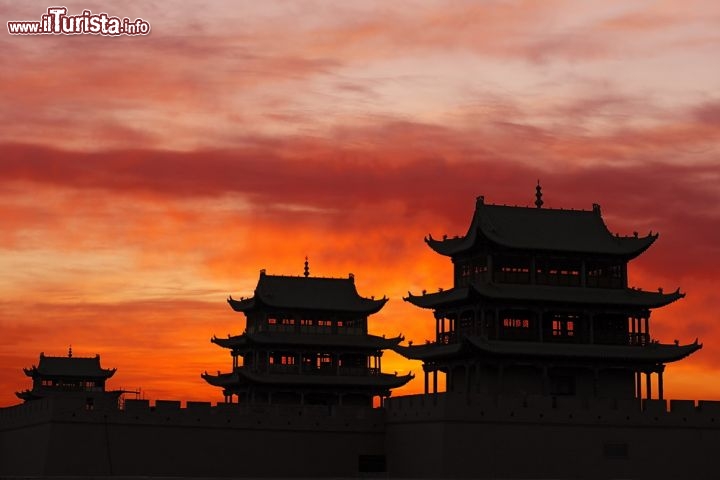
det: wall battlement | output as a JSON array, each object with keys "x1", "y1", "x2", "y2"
[
  {"x1": 4, "y1": 393, "x2": 720, "y2": 478},
  {"x1": 386, "y1": 393, "x2": 720, "y2": 427}
]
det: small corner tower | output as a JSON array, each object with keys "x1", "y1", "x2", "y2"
[{"x1": 16, "y1": 349, "x2": 118, "y2": 404}]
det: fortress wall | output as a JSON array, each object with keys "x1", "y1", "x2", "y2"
[
  {"x1": 385, "y1": 393, "x2": 720, "y2": 479},
  {"x1": 0, "y1": 398, "x2": 56, "y2": 476},
  {"x1": 1, "y1": 397, "x2": 386, "y2": 477},
  {"x1": 6, "y1": 394, "x2": 720, "y2": 478}
]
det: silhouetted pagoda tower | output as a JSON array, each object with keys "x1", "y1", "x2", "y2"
[
  {"x1": 203, "y1": 261, "x2": 412, "y2": 407},
  {"x1": 16, "y1": 348, "x2": 118, "y2": 403},
  {"x1": 398, "y1": 184, "x2": 701, "y2": 403}
]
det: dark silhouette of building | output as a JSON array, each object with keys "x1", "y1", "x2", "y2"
[
  {"x1": 3, "y1": 188, "x2": 719, "y2": 480},
  {"x1": 16, "y1": 348, "x2": 119, "y2": 405},
  {"x1": 397, "y1": 185, "x2": 701, "y2": 402},
  {"x1": 384, "y1": 186, "x2": 707, "y2": 478},
  {"x1": 202, "y1": 262, "x2": 412, "y2": 407}
]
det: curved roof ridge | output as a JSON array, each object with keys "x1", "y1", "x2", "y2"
[
  {"x1": 228, "y1": 269, "x2": 388, "y2": 314},
  {"x1": 426, "y1": 195, "x2": 658, "y2": 258}
]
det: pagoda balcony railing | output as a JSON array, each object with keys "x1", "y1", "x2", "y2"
[
  {"x1": 265, "y1": 365, "x2": 380, "y2": 376},
  {"x1": 437, "y1": 332, "x2": 457, "y2": 345},
  {"x1": 593, "y1": 332, "x2": 650, "y2": 346},
  {"x1": 267, "y1": 364, "x2": 300, "y2": 374},
  {"x1": 37, "y1": 385, "x2": 104, "y2": 393},
  {"x1": 257, "y1": 325, "x2": 365, "y2": 336},
  {"x1": 340, "y1": 367, "x2": 380, "y2": 376},
  {"x1": 628, "y1": 332, "x2": 650, "y2": 346}
]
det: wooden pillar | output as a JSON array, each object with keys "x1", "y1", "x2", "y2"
[
  {"x1": 498, "y1": 364, "x2": 504, "y2": 394},
  {"x1": 593, "y1": 368, "x2": 599, "y2": 397},
  {"x1": 465, "y1": 363, "x2": 471, "y2": 395},
  {"x1": 433, "y1": 368, "x2": 438, "y2": 395},
  {"x1": 658, "y1": 368, "x2": 664, "y2": 400},
  {"x1": 644, "y1": 316, "x2": 650, "y2": 342},
  {"x1": 538, "y1": 310, "x2": 544, "y2": 342},
  {"x1": 646, "y1": 372, "x2": 652, "y2": 400},
  {"x1": 424, "y1": 369, "x2": 429, "y2": 395},
  {"x1": 530, "y1": 256, "x2": 537, "y2": 284},
  {"x1": 635, "y1": 371, "x2": 642, "y2": 400},
  {"x1": 494, "y1": 309, "x2": 500, "y2": 340}
]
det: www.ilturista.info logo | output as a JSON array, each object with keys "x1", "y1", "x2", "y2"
[{"x1": 8, "y1": 7, "x2": 151, "y2": 36}]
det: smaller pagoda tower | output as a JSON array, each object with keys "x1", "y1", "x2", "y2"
[
  {"x1": 16, "y1": 348, "x2": 119, "y2": 404},
  {"x1": 203, "y1": 265, "x2": 412, "y2": 407}
]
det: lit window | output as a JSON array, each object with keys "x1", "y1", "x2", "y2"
[
  {"x1": 552, "y1": 316, "x2": 578, "y2": 338},
  {"x1": 503, "y1": 318, "x2": 530, "y2": 328}
]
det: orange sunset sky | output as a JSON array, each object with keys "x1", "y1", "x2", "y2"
[{"x1": 1, "y1": 1, "x2": 719, "y2": 407}]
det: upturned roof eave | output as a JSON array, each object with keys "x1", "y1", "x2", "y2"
[
  {"x1": 466, "y1": 337, "x2": 702, "y2": 363},
  {"x1": 393, "y1": 342, "x2": 465, "y2": 361},
  {"x1": 212, "y1": 332, "x2": 403, "y2": 350},
  {"x1": 424, "y1": 201, "x2": 659, "y2": 258},
  {"x1": 405, "y1": 284, "x2": 684, "y2": 310},
  {"x1": 227, "y1": 294, "x2": 388, "y2": 315},
  {"x1": 204, "y1": 369, "x2": 413, "y2": 389}
]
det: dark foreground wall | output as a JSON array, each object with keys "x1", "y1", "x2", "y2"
[
  {"x1": 4, "y1": 393, "x2": 720, "y2": 478},
  {"x1": 0, "y1": 397, "x2": 385, "y2": 477},
  {"x1": 385, "y1": 393, "x2": 720, "y2": 479}
]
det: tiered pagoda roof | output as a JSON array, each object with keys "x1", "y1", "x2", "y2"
[
  {"x1": 205, "y1": 266, "x2": 412, "y2": 406},
  {"x1": 406, "y1": 284, "x2": 685, "y2": 309},
  {"x1": 212, "y1": 332, "x2": 403, "y2": 350},
  {"x1": 16, "y1": 351, "x2": 118, "y2": 402},
  {"x1": 397, "y1": 188, "x2": 702, "y2": 402},
  {"x1": 426, "y1": 197, "x2": 657, "y2": 258},
  {"x1": 23, "y1": 353, "x2": 116, "y2": 380},
  {"x1": 203, "y1": 370, "x2": 411, "y2": 389},
  {"x1": 227, "y1": 271, "x2": 387, "y2": 314},
  {"x1": 395, "y1": 337, "x2": 702, "y2": 364}
]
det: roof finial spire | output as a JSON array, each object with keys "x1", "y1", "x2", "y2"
[
  {"x1": 68, "y1": 345, "x2": 72, "y2": 358},
  {"x1": 535, "y1": 180, "x2": 544, "y2": 209},
  {"x1": 304, "y1": 256, "x2": 309, "y2": 278}
]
